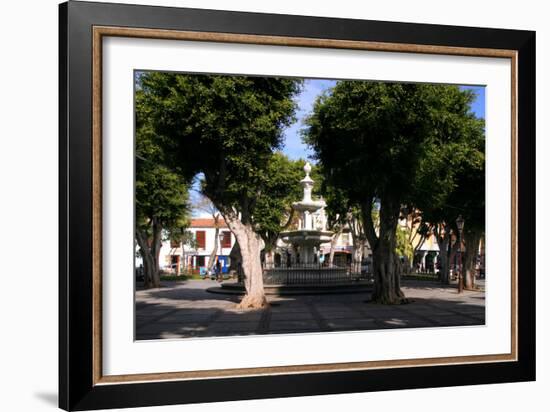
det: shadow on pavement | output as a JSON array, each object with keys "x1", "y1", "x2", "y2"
[{"x1": 135, "y1": 280, "x2": 486, "y2": 341}]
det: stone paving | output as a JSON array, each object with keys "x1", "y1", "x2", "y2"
[{"x1": 135, "y1": 279, "x2": 485, "y2": 340}]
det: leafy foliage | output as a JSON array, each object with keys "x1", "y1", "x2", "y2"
[
  {"x1": 136, "y1": 71, "x2": 303, "y2": 304},
  {"x1": 395, "y1": 226, "x2": 413, "y2": 262},
  {"x1": 253, "y1": 153, "x2": 308, "y2": 246},
  {"x1": 303, "y1": 81, "x2": 484, "y2": 301},
  {"x1": 138, "y1": 72, "x2": 303, "y2": 223},
  {"x1": 303, "y1": 82, "x2": 480, "y2": 209},
  {"x1": 135, "y1": 86, "x2": 190, "y2": 235},
  {"x1": 135, "y1": 81, "x2": 192, "y2": 288}
]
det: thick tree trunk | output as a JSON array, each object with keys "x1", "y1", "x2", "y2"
[
  {"x1": 372, "y1": 247, "x2": 405, "y2": 304},
  {"x1": 153, "y1": 238, "x2": 161, "y2": 286},
  {"x1": 370, "y1": 200, "x2": 405, "y2": 304},
  {"x1": 462, "y1": 230, "x2": 481, "y2": 290},
  {"x1": 141, "y1": 246, "x2": 156, "y2": 289},
  {"x1": 224, "y1": 215, "x2": 267, "y2": 309}
]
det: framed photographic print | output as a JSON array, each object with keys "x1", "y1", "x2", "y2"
[{"x1": 59, "y1": 1, "x2": 535, "y2": 410}]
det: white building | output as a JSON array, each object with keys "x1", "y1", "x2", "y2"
[{"x1": 159, "y1": 217, "x2": 236, "y2": 275}]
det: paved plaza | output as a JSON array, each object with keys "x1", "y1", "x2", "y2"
[{"x1": 135, "y1": 279, "x2": 485, "y2": 340}]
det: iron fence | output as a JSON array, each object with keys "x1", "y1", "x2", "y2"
[{"x1": 235, "y1": 262, "x2": 373, "y2": 285}]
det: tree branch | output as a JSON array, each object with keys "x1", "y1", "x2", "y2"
[{"x1": 281, "y1": 209, "x2": 296, "y2": 230}]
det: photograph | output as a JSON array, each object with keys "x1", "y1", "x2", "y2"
[
  {"x1": 54, "y1": 1, "x2": 536, "y2": 410},
  {"x1": 134, "y1": 72, "x2": 487, "y2": 340}
]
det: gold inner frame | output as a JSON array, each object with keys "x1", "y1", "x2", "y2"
[{"x1": 92, "y1": 26, "x2": 518, "y2": 385}]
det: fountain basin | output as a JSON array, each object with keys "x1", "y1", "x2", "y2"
[{"x1": 280, "y1": 229, "x2": 333, "y2": 245}]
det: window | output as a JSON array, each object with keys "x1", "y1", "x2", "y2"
[
  {"x1": 195, "y1": 230, "x2": 205, "y2": 249},
  {"x1": 221, "y1": 231, "x2": 231, "y2": 248}
]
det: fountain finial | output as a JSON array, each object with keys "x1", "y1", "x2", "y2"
[{"x1": 300, "y1": 162, "x2": 314, "y2": 202}]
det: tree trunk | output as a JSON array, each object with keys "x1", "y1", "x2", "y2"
[
  {"x1": 229, "y1": 240, "x2": 242, "y2": 270},
  {"x1": 400, "y1": 255, "x2": 411, "y2": 275},
  {"x1": 261, "y1": 234, "x2": 279, "y2": 269},
  {"x1": 140, "y1": 243, "x2": 156, "y2": 289},
  {"x1": 351, "y1": 237, "x2": 365, "y2": 274},
  {"x1": 135, "y1": 218, "x2": 162, "y2": 289},
  {"x1": 370, "y1": 200, "x2": 405, "y2": 304},
  {"x1": 328, "y1": 226, "x2": 343, "y2": 267},
  {"x1": 224, "y1": 215, "x2": 267, "y2": 309},
  {"x1": 462, "y1": 230, "x2": 481, "y2": 290},
  {"x1": 180, "y1": 242, "x2": 186, "y2": 275},
  {"x1": 153, "y1": 235, "x2": 161, "y2": 286},
  {"x1": 264, "y1": 249, "x2": 275, "y2": 269},
  {"x1": 207, "y1": 225, "x2": 220, "y2": 272}
]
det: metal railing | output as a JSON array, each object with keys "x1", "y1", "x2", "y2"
[{"x1": 235, "y1": 262, "x2": 373, "y2": 285}]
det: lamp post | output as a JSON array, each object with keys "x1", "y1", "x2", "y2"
[{"x1": 455, "y1": 215, "x2": 465, "y2": 293}]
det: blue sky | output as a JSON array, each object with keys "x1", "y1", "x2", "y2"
[
  {"x1": 281, "y1": 80, "x2": 486, "y2": 162},
  {"x1": 190, "y1": 79, "x2": 485, "y2": 216},
  {"x1": 460, "y1": 85, "x2": 486, "y2": 119},
  {"x1": 281, "y1": 79, "x2": 337, "y2": 161}
]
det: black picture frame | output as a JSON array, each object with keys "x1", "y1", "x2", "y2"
[{"x1": 59, "y1": 1, "x2": 536, "y2": 410}]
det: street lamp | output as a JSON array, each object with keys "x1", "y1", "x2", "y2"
[{"x1": 455, "y1": 215, "x2": 465, "y2": 293}]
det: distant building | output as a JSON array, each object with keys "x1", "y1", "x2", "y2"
[
  {"x1": 320, "y1": 229, "x2": 367, "y2": 266},
  {"x1": 159, "y1": 217, "x2": 236, "y2": 275},
  {"x1": 399, "y1": 214, "x2": 441, "y2": 273},
  {"x1": 402, "y1": 214, "x2": 485, "y2": 275}
]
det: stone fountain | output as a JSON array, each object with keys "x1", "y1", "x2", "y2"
[
  {"x1": 213, "y1": 162, "x2": 373, "y2": 295},
  {"x1": 280, "y1": 162, "x2": 333, "y2": 265}
]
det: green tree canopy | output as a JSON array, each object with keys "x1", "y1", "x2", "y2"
[
  {"x1": 304, "y1": 81, "x2": 483, "y2": 303},
  {"x1": 139, "y1": 73, "x2": 302, "y2": 219},
  {"x1": 135, "y1": 86, "x2": 191, "y2": 288},
  {"x1": 253, "y1": 153, "x2": 307, "y2": 249},
  {"x1": 137, "y1": 72, "x2": 303, "y2": 307}
]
